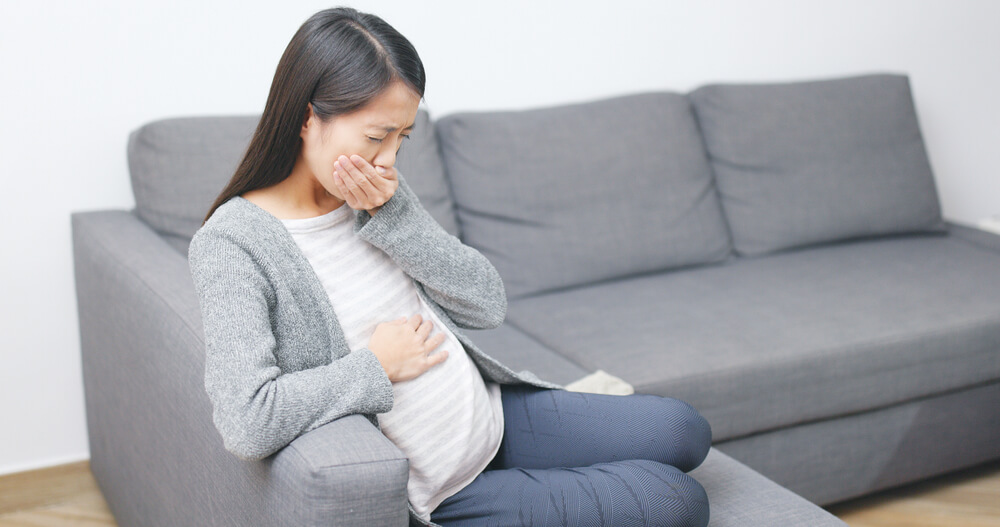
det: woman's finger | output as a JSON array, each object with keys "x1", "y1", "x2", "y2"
[
  {"x1": 348, "y1": 155, "x2": 394, "y2": 205},
  {"x1": 375, "y1": 165, "x2": 399, "y2": 191},
  {"x1": 426, "y1": 333, "x2": 446, "y2": 349},
  {"x1": 427, "y1": 349, "x2": 449, "y2": 365},
  {"x1": 333, "y1": 156, "x2": 367, "y2": 206},
  {"x1": 332, "y1": 168, "x2": 361, "y2": 209},
  {"x1": 368, "y1": 164, "x2": 399, "y2": 205},
  {"x1": 334, "y1": 158, "x2": 370, "y2": 206},
  {"x1": 344, "y1": 155, "x2": 379, "y2": 198},
  {"x1": 416, "y1": 318, "x2": 434, "y2": 339},
  {"x1": 338, "y1": 155, "x2": 378, "y2": 205}
]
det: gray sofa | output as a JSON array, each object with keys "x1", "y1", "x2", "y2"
[{"x1": 73, "y1": 71, "x2": 998, "y2": 526}]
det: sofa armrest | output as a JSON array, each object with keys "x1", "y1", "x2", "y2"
[
  {"x1": 72, "y1": 209, "x2": 409, "y2": 527},
  {"x1": 946, "y1": 219, "x2": 1000, "y2": 253},
  {"x1": 277, "y1": 414, "x2": 410, "y2": 525}
]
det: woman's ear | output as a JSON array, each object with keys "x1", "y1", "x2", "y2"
[{"x1": 301, "y1": 103, "x2": 314, "y2": 137}]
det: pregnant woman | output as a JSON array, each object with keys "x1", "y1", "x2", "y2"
[{"x1": 188, "y1": 7, "x2": 712, "y2": 527}]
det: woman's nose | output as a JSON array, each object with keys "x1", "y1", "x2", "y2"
[{"x1": 374, "y1": 149, "x2": 397, "y2": 172}]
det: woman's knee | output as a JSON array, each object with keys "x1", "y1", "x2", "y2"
[
  {"x1": 625, "y1": 459, "x2": 710, "y2": 527},
  {"x1": 657, "y1": 397, "x2": 712, "y2": 472}
]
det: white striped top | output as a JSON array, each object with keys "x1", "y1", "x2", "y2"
[{"x1": 279, "y1": 202, "x2": 504, "y2": 521}]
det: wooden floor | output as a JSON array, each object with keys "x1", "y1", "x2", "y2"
[
  {"x1": 825, "y1": 460, "x2": 1000, "y2": 527},
  {"x1": 0, "y1": 459, "x2": 998, "y2": 526},
  {"x1": 0, "y1": 461, "x2": 113, "y2": 526}
]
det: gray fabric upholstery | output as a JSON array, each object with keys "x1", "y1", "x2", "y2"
[
  {"x1": 436, "y1": 92, "x2": 732, "y2": 300},
  {"x1": 692, "y1": 449, "x2": 846, "y2": 526},
  {"x1": 461, "y1": 324, "x2": 591, "y2": 386},
  {"x1": 689, "y1": 73, "x2": 946, "y2": 256},
  {"x1": 73, "y1": 210, "x2": 410, "y2": 526},
  {"x1": 947, "y1": 219, "x2": 1000, "y2": 253},
  {"x1": 127, "y1": 115, "x2": 257, "y2": 245},
  {"x1": 505, "y1": 232, "x2": 1000, "y2": 441},
  {"x1": 127, "y1": 108, "x2": 458, "y2": 258},
  {"x1": 716, "y1": 381, "x2": 1000, "y2": 507}
]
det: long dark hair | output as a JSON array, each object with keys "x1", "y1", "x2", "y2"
[{"x1": 202, "y1": 7, "x2": 426, "y2": 225}]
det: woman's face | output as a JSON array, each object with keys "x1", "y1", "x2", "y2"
[{"x1": 299, "y1": 79, "x2": 421, "y2": 201}]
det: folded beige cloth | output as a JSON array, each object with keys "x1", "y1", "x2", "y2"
[{"x1": 564, "y1": 369, "x2": 635, "y2": 395}]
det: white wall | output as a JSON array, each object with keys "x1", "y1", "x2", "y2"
[{"x1": 1, "y1": 0, "x2": 997, "y2": 476}]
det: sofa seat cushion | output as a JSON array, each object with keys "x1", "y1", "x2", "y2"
[
  {"x1": 462, "y1": 323, "x2": 590, "y2": 386},
  {"x1": 688, "y1": 73, "x2": 946, "y2": 256},
  {"x1": 691, "y1": 449, "x2": 847, "y2": 526},
  {"x1": 127, "y1": 109, "x2": 457, "y2": 256},
  {"x1": 436, "y1": 92, "x2": 732, "y2": 300},
  {"x1": 504, "y1": 232, "x2": 1000, "y2": 441}
]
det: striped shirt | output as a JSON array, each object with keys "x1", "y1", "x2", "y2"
[{"x1": 279, "y1": 202, "x2": 504, "y2": 521}]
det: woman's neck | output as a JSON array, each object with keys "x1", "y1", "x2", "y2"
[{"x1": 244, "y1": 161, "x2": 345, "y2": 220}]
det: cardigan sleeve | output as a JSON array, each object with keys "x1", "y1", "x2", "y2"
[
  {"x1": 188, "y1": 228, "x2": 394, "y2": 461},
  {"x1": 353, "y1": 173, "x2": 508, "y2": 330}
]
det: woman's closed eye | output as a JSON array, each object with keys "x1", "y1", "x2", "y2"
[{"x1": 367, "y1": 134, "x2": 412, "y2": 144}]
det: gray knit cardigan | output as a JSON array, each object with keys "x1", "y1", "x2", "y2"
[{"x1": 187, "y1": 173, "x2": 563, "y2": 523}]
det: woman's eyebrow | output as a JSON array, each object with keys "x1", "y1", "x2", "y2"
[{"x1": 369, "y1": 122, "x2": 416, "y2": 133}]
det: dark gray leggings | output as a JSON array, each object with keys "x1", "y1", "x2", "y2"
[{"x1": 430, "y1": 384, "x2": 712, "y2": 527}]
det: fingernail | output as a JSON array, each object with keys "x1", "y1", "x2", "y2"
[{"x1": 376, "y1": 166, "x2": 386, "y2": 175}]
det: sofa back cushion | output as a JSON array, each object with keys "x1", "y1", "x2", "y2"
[
  {"x1": 688, "y1": 72, "x2": 946, "y2": 256},
  {"x1": 127, "y1": 109, "x2": 458, "y2": 254},
  {"x1": 436, "y1": 92, "x2": 733, "y2": 300},
  {"x1": 127, "y1": 115, "x2": 256, "y2": 252}
]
